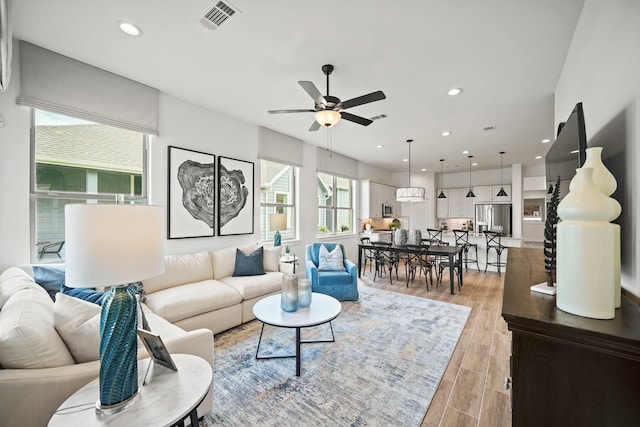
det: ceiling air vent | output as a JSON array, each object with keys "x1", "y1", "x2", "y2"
[
  {"x1": 369, "y1": 113, "x2": 389, "y2": 121},
  {"x1": 201, "y1": 1, "x2": 239, "y2": 31}
]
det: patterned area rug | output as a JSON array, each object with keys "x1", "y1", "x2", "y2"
[{"x1": 203, "y1": 286, "x2": 471, "y2": 426}]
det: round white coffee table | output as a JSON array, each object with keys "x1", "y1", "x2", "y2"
[
  {"x1": 253, "y1": 292, "x2": 341, "y2": 376},
  {"x1": 48, "y1": 354, "x2": 211, "y2": 426}
]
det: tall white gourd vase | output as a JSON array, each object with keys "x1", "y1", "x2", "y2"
[
  {"x1": 581, "y1": 147, "x2": 622, "y2": 308},
  {"x1": 556, "y1": 167, "x2": 618, "y2": 319}
]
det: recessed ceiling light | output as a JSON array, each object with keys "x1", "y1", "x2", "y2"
[
  {"x1": 447, "y1": 88, "x2": 463, "y2": 96},
  {"x1": 541, "y1": 139, "x2": 551, "y2": 143},
  {"x1": 421, "y1": 168, "x2": 427, "y2": 172},
  {"x1": 441, "y1": 131, "x2": 451, "y2": 137},
  {"x1": 462, "y1": 150, "x2": 469, "y2": 154},
  {"x1": 472, "y1": 162, "x2": 478, "y2": 166},
  {"x1": 535, "y1": 155, "x2": 542, "y2": 159},
  {"x1": 117, "y1": 20, "x2": 143, "y2": 36},
  {"x1": 376, "y1": 144, "x2": 384, "y2": 148},
  {"x1": 403, "y1": 158, "x2": 409, "y2": 162}
]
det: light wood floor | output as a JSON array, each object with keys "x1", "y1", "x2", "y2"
[{"x1": 358, "y1": 260, "x2": 512, "y2": 427}]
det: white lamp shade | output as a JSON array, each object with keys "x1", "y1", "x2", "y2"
[
  {"x1": 65, "y1": 204, "x2": 165, "y2": 288},
  {"x1": 314, "y1": 110, "x2": 341, "y2": 127},
  {"x1": 396, "y1": 187, "x2": 425, "y2": 202},
  {"x1": 269, "y1": 213, "x2": 287, "y2": 231}
]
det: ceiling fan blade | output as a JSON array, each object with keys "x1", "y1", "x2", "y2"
[
  {"x1": 341, "y1": 91, "x2": 386, "y2": 110},
  {"x1": 308, "y1": 120, "x2": 321, "y2": 132},
  {"x1": 340, "y1": 111, "x2": 373, "y2": 126},
  {"x1": 268, "y1": 109, "x2": 315, "y2": 114},
  {"x1": 298, "y1": 81, "x2": 327, "y2": 107}
]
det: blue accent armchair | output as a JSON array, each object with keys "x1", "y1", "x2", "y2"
[{"x1": 305, "y1": 243, "x2": 358, "y2": 301}]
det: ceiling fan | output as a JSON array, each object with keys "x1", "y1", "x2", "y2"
[{"x1": 268, "y1": 64, "x2": 386, "y2": 131}]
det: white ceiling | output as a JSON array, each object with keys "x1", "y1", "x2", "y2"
[{"x1": 12, "y1": 0, "x2": 585, "y2": 173}]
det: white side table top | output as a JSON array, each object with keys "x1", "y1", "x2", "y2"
[
  {"x1": 48, "y1": 354, "x2": 211, "y2": 427},
  {"x1": 253, "y1": 293, "x2": 341, "y2": 328}
]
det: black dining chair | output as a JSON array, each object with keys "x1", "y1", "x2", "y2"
[
  {"x1": 360, "y1": 237, "x2": 376, "y2": 273},
  {"x1": 371, "y1": 241, "x2": 399, "y2": 284},
  {"x1": 404, "y1": 244, "x2": 434, "y2": 289},
  {"x1": 453, "y1": 229, "x2": 479, "y2": 271},
  {"x1": 484, "y1": 230, "x2": 507, "y2": 276},
  {"x1": 38, "y1": 241, "x2": 65, "y2": 261}
]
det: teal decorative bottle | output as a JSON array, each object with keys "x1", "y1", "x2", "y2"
[{"x1": 99, "y1": 284, "x2": 139, "y2": 409}]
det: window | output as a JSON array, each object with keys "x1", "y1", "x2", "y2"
[
  {"x1": 31, "y1": 110, "x2": 148, "y2": 262},
  {"x1": 260, "y1": 160, "x2": 297, "y2": 242},
  {"x1": 317, "y1": 173, "x2": 354, "y2": 235}
]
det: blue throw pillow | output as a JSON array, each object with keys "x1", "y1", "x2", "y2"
[
  {"x1": 60, "y1": 284, "x2": 107, "y2": 305},
  {"x1": 233, "y1": 247, "x2": 266, "y2": 277},
  {"x1": 32, "y1": 265, "x2": 66, "y2": 301}
]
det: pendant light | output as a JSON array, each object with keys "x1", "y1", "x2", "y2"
[
  {"x1": 437, "y1": 159, "x2": 447, "y2": 199},
  {"x1": 496, "y1": 151, "x2": 508, "y2": 197},
  {"x1": 396, "y1": 139, "x2": 426, "y2": 202},
  {"x1": 465, "y1": 155, "x2": 475, "y2": 197}
]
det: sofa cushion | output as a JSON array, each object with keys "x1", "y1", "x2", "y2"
[
  {"x1": 318, "y1": 244, "x2": 346, "y2": 271},
  {"x1": 0, "y1": 288, "x2": 75, "y2": 369},
  {"x1": 54, "y1": 293, "x2": 101, "y2": 363},
  {"x1": 262, "y1": 246, "x2": 281, "y2": 272},
  {"x1": 211, "y1": 244, "x2": 256, "y2": 280},
  {"x1": 143, "y1": 251, "x2": 213, "y2": 294},
  {"x1": 221, "y1": 271, "x2": 284, "y2": 300},
  {"x1": 318, "y1": 270, "x2": 354, "y2": 286},
  {"x1": 144, "y1": 279, "x2": 242, "y2": 323},
  {"x1": 0, "y1": 267, "x2": 48, "y2": 309},
  {"x1": 233, "y1": 247, "x2": 265, "y2": 277}
]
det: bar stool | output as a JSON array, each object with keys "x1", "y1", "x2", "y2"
[
  {"x1": 453, "y1": 229, "x2": 480, "y2": 271},
  {"x1": 483, "y1": 230, "x2": 507, "y2": 276}
]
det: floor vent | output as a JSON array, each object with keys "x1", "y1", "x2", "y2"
[
  {"x1": 370, "y1": 113, "x2": 389, "y2": 121},
  {"x1": 201, "y1": 1, "x2": 239, "y2": 31}
]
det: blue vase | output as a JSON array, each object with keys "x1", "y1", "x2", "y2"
[
  {"x1": 298, "y1": 279, "x2": 312, "y2": 308},
  {"x1": 99, "y1": 284, "x2": 138, "y2": 408},
  {"x1": 281, "y1": 274, "x2": 298, "y2": 312}
]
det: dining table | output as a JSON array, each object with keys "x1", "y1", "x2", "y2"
[{"x1": 357, "y1": 243, "x2": 464, "y2": 295}]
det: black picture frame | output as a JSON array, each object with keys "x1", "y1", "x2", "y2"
[
  {"x1": 137, "y1": 329, "x2": 178, "y2": 371},
  {"x1": 217, "y1": 156, "x2": 254, "y2": 236},
  {"x1": 167, "y1": 146, "x2": 215, "y2": 239}
]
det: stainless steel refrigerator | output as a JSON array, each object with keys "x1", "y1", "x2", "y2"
[{"x1": 475, "y1": 204, "x2": 512, "y2": 236}]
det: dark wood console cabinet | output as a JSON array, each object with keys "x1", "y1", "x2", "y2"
[{"x1": 502, "y1": 248, "x2": 640, "y2": 427}]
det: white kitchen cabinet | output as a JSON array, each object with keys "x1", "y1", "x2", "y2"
[
  {"x1": 360, "y1": 180, "x2": 397, "y2": 219},
  {"x1": 436, "y1": 189, "x2": 449, "y2": 218},
  {"x1": 474, "y1": 185, "x2": 511, "y2": 202},
  {"x1": 523, "y1": 176, "x2": 546, "y2": 191},
  {"x1": 462, "y1": 192, "x2": 475, "y2": 218},
  {"x1": 447, "y1": 188, "x2": 465, "y2": 217}
]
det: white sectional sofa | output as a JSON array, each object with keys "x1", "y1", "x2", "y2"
[{"x1": 0, "y1": 243, "x2": 288, "y2": 426}]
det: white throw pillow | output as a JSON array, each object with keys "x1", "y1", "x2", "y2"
[
  {"x1": 54, "y1": 293, "x2": 101, "y2": 363},
  {"x1": 318, "y1": 244, "x2": 346, "y2": 271},
  {"x1": 262, "y1": 246, "x2": 282, "y2": 272}
]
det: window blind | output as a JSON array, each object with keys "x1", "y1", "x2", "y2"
[
  {"x1": 316, "y1": 146, "x2": 359, "y2": 180},
  {"x1": 258, "y1": 126, "x2": 303, "y2": 167},
  {"x1": 16, "y1": 41, "x2": 159, "y2": 135}
]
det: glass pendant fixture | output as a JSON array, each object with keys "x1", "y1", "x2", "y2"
[
  {"x1": 437, "y1": 159, "x2": 447, "y2": 199},
  {"x1": 465, "y1": 155, "x2": 475, "y2": 197},
  {"x1": 396, "y1": 139, "x2": 426, "y2": 202},
  {"x1": 496, "y1": 151, "x2": 508, "y2": 197}
]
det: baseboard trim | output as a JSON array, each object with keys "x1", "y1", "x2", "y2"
[{"x1": 622, "y1": 288, "x2": 640, "y2": 306}]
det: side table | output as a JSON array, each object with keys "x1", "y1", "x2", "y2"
[
  {"x1": 48, "y1": 354, "x2": 212, "y2": 427},
  {"x1": 280, "y1": 254, "x2": 299, "y2": 273}
]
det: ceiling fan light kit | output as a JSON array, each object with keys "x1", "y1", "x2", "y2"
[
  {"x1": 396, "y1": 139, "x2": 426, "y2": 203},
  {"x1": 268, "y1": 64, "x2": 386, "y2": 131}
]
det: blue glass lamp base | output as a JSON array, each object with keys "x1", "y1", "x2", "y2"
[
  {"x1": 274, "y1": 231, "x2": 282, "y2": 247},
  {"x1": 98, "y1": 284, "x2": 138, "y2": 410}
]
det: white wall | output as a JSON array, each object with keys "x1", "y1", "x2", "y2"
[
  {"x1": 0, "y1": 42, "x2": 388, "y2": 271},
  {"x1": 555, "y1": 0, "x2": 640, "y2": 298}
]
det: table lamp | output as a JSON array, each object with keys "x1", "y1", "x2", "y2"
[
  {"x1": 65, "y1": 203, "x2": 164, "y2": 414},
  {"x1": 269, "y1": 213, "x2": 287, "y2": 247}
]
